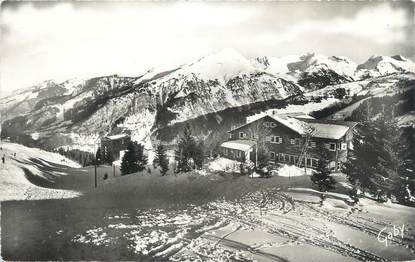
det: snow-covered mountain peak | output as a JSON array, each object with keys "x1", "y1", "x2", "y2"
[
  {"x1": 356, "y1": 55, "x2": 415, "y2": 78},
  {"x1": 289, "y1": 53, "x2": 357, "y2": 77},
  {"x1": 209, "y1": 48, "x2": 246, "y2": 60},
  {"x1": 175, "y1": 48, "x2": 258, "y2": 82},
  {"x1": 391, "y1": 55, "x2": 410, "y2": 62},
  {"x1": 251, "y1": 53, "x2": 357, "y2": 82}
]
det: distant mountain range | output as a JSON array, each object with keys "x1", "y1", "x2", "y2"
[{"x1": 1, "y1": 48, "x2": 414, "y2": 152}]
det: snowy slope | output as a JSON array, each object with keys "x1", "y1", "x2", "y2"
[{"x1": 0, "y1": 142, "x2": 80, "y2": 201}]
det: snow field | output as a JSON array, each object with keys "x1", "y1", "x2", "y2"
[
  {"x1": 70, "y1": 184, "x2": 415, "y2": 261},
  {"x1": 0, "y1": 142, "x2": 81, "y2": 201}
]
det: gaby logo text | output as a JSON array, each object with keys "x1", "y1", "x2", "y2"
[{"x1": 377, "y1": 224, "x2": 405, "y2": 247}]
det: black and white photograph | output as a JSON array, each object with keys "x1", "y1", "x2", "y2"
[{"x1": 0, "y1": 1, "x2": 414, "y2": 261}]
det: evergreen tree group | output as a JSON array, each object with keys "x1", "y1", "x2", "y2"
[
  {"x1": 120, "y1": 141, "x2": 148, "y2": 175},
  {"x1": 343, "y1": 116, "x2": 414, "y2": 203}
]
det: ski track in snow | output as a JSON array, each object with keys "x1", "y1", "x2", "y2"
[{"x1": 71, "y1": 188, "x2": 414, "y2": 261}]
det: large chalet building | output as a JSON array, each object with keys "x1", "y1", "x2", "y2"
[{"x1": 220, "y1": 114, "x2": 357, "y2": 170}]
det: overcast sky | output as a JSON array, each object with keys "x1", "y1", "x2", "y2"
[{"x1": 1, "y1": 1, "x2": 414, "y2": 95}]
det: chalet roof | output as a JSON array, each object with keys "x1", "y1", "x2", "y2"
[
  {"x1": 271, "y1": 116, "x2": 355, "y2": 139},
  {"x1": 306, "y1": 123, "x2": 350, "y2": 140},
  {"x1": 229, "y1": 114, "x2": 357, "y2": 140},
  {"x1": 105, "y1": 134, "x2": 129, "y2": 140},
  {"x1": 294, "y1": 118, "x2": 358, "y2": 129},
  {"x1": 294, "y1": 117, "x2": 357, "y2": 139},
  {"x1": 220, "y1": 139, "x2": 256, "y2": 151},
  {"x1": 269, "y1": 115, "x2": 314, "y2": 136}
]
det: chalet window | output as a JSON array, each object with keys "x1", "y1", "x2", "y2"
[
  {"x1": 237, "y1": 151, "x2": 241, "y2": 158},
  {"x1": 271, "y1": 136, "x2": 283, "y2": 144},
  {"x1": 306, "y1": 158, "x2": 312, "y2": 167},
  {"x1": 341, "y1": 143, "x2": 347, "y2": 150},
  {"x1": 311, "y1": 158, "x2": 319, "y2": 167},
  {"x1": 284, "y1": 154, "x2": 289, "y2": 162},
  {"x1": 279, "y1": 153, "x2": 284, "y2": 161},
  {"x1": 289, "y1": 155, "x2": 295, "y2": 164},
  {"x1": 270, "y1": 152, "x2": 275, "y2": 160},
  {"x1": 269, "y1": 122, "x2": 277, "y2": 128},
  {"x1": 290, "y1": 139, "x2": 295, "y2": 145},
  {"x1": 295, "y1": 138, "x2": 301, "y2": 146},
  {"x1": 263, "y1": 122, "x2": 270, "y2": 127},
  {"x1": 229, "y1": 133, "x2": 233, "y2": 139},
  {"x1": 308, "y1": 141, "x2": 316, "y2": 148},
  {"x1": 329, "y1": 143, "x2": 336, "y2": 151},
  {"x1": 239, "y1": 132, "x2": 246, "y2": 139}
]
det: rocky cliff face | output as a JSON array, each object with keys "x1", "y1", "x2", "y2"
[{"x1": 0, "y1": 49, "x2": 302, "y2": 150}]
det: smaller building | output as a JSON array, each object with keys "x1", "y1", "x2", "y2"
[
  {"x1": 220, "y1": 139, "x2": 256, "y2": 163},
  {"x1": 100, "y1": 133, "x2": 131, "y2": 161}
]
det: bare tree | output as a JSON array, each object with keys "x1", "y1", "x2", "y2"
[{"x1": 246, "y1": 120, "x2": 272, "y2": 170}]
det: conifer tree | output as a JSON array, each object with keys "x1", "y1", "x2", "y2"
[
  {"x1": 121, "y1": 142, "x2": 136, "y2": 175},
  {"x1": 135, "y1": 143, "x2": 148, "y2": 172},
  {"x1": 377, "y1": 120, "x2": 413, "y2": 202},
  {"x1": 120, "y1": 142, "x2": 147, "y2": 175},
  {"x1": 154, "y1": 144, "x2": 169, "y2": 176},
  {"x1": 343, "y1": 121, "x2": 379, "y2": 196},
  {"x1": 193, "y1": 141, "x2": 204, "y2": 169},
  {"x1": 177, "y1": 123, "x2": 197, "y2": 172},
  {"x1": 96, "y1": 147, "x2": 103, "y2": 165}
]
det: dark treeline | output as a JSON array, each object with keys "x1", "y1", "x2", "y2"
[
  {"x1": 55, "y1": 148, "x2": 95, "y2": 167},
  {"x1": 309, "y1": 89, "x2": 368, "y2": 119},
  {"x1": 346, "y1": 88, "x2": 414, "y2": 122}
]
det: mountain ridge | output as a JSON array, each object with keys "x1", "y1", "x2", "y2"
[{"x1": 1, "y1": 48, "x2": 414, "y2": 153}]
